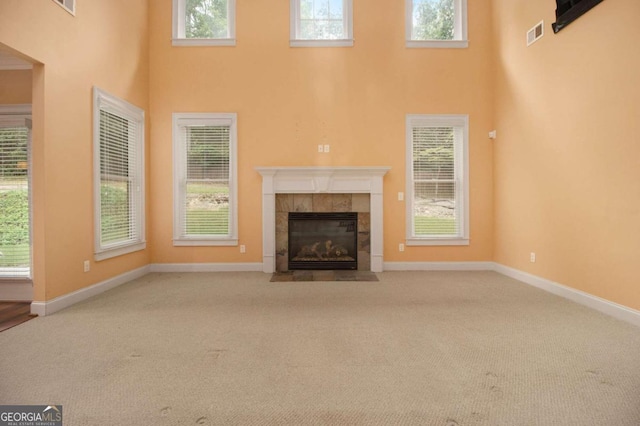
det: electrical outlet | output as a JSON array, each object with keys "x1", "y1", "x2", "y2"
[
  {"x1": 399, "y1": 243, "x2": 405, "y2": 252},
  {"x1": 323, "y1": 144, "x2": 330, "y2": 153},
  {"x1": 240, "y1": 245, "x2": 246, "y2": 254},
  {"x1": 398, "y1": 192, "x2": 404, "y2": 201},
  {"x1": 530, "y1": 252, "x2": 536, "y2": 263},
  {"x1": 83, "y1": 260, "x2": 90, "y2": 272}
]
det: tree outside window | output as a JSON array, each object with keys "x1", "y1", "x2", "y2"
[
  {"x1": 185, "y1": 0, "x2": 229, "y2": 39},
  {"x1": 173, "y1": 0, "x2": 236, "y2": 46},
  {"x1": 407, "y1": 0, "x2": 467, "y2": 48},
  {"x1": 412, "y1": 0, "x2": 454, "y2": 41}
]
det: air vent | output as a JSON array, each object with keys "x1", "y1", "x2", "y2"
[{"x1": 527, "y1": 21, "x2": 544, "y2": 46}]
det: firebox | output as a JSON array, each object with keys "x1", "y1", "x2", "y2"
[{"x1": 288, "y1": 212, "x2": 358, "y2": 270}]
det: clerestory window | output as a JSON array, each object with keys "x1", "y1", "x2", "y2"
[
  {"x1": 53, "y1": 0, "x2": 75, "y2": 15},
  {"x1": 173, "y1": 0, "x2": 236, "y2": 46},
  {"x1": 406, "y1": 0, "x2": 468, "y2": 48},
  {"x1": 290, "y1": 0, "x2": 354, "y2": 47}
]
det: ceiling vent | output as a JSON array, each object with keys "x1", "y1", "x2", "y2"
[{"x1": 527, "y1": 21, "x2": 544, "y2": 46}]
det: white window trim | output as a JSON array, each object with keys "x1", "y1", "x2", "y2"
[
  {"x1": 405, "y1": 0, "x2": 468, "y2": 49},
  {"x1": 172, "y1": 0, "x2": 236, "y2": 46},
  {"x1": 52, "y1": 0, "x2": 75, "y2": 16},
  {"x1": 172, "y1": 113, "x2": 238, "y2": 246},
  {"x1": 290, "y1": 0, "x2": 354, "y2": 47},
  {"x1": 93, "y1": 88, "x2": 146, "y2": 261},
  {"x1": 405, "y1": 114, "x2": 469, "y2": 246}
]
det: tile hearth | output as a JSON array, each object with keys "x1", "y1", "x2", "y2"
[{"x1": 270, "y1": 271, "x2": 379, "y2": 282}]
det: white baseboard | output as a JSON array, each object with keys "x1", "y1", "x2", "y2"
[
  {"x1": 382, "y1": 261, "x2": 640, "y2": 328},
  {"x1": 493, "y1": 263, "x2": 640, "y2": 328},
  {"x1": 149, "y1": 263, "x2": 263, "y2": 273},
  {"x1": 30, "y1": 265, "x2": 150, "y2": 317},
  {"x1": 383, "y1": 261, "x2": 495, "y2": 271},
  {"x1": 0, "y1": 280, "x2": 33, "y2": 301}
]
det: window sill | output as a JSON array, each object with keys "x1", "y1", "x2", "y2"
[
  {"x1": 173, "y1": 238, "x2": 238, "y2": 247},
  {"x1": 95, "y1": 242, "x2": 146, "y2": 261},
  {"x1": 0, "y1": 275, "x2": 31, "y2": 283},
  {"x1": 406, "y1": 40, "x2": 469, "y2": 49},
  {"x1": 290, "y1": 39, "x2": 354, "y2": 48},
  {"x1": 406, "y1": 237, "x2": 469, "y2": 246},
  {"x1": 172, "y1": 38, "x2": 236, "y2": 47}
]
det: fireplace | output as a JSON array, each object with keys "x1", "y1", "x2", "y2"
[
  {"x1": 288, "y1": 212, "x2": 358, "y2": 270},
  {"x1": 255, "y1": 166, "x2": 390, "y2": 273}
]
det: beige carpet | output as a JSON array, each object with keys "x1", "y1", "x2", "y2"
[{"x1": 1, "y1": 271, "x2": 639, "y2": 425}]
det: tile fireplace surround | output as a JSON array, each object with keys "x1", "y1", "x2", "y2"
[
  {"x1": 255, "y1": 167, "x2": 390, "y2": 273},
  {"x1": 276, "y1": 195, "x2": 368, "y2": 272}
]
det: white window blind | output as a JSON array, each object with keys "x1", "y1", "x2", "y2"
[
  {"x1": 0, "y1": 123, "x2": 31, "y2": 278},
  {"x1": 406, "y1": 115, "x2": 468, "y2": 245},
  {"x1": 94, "y1": 88, "x2": 145, "y2": 260},
  {"x1": 291, "y1": 0, "x2": 353, "y2": 47},
  {"x1": 173, "y1": 113, "x2": 238, "y2": 246}
]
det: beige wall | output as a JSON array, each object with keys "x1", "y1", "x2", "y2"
[
  {"x1": 148, "y1": 0, "x2": 495, "y2": 265},
  {"x1": 0, "y1": 70, "x2": 31, "y2": 104},
  {"x1": 492, "y1": 1, "x2": 640, "y2": 310},
  {"x1": 0, "y1": 0, "x2": 150, "y2": 300}
]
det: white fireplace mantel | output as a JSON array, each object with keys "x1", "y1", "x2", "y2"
[{"x1": 256, "y1": 166, "x2": 390, "y2": 273}]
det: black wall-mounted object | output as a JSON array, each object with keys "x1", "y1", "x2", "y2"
[{"x1": 552, "y1": 0, "x2": 604, "y2": 33}]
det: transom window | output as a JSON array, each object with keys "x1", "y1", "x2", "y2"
[
  {"x1": 406, "y1": 115, "x2": 469, "y2": 245},
  {"x1": 173, "y1": 0, "x2": 236, "y2": 46},
  {"x1": 290, "y1": 0, "x2": 354, "y2": 47},
  {"x1": 406, "y1": 0, "x2": 468, "y2": 48}
]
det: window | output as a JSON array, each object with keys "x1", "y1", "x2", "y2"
[
  {"x1": 172, "y1": 0, "x2": 236, "y2": 46},
  {"x1": 406, "y1": 0, "x2": 468, "y2": 48},
  {"x1": 290, "y1": 0, "x2": 353, "y2": 47},
  {"x1": 0, "y1": 109, "x2": 32, "y2": 279},
  {"x1": 93, "y1": 88, "x2": 145, "y2": 261},
  {"x1": 53, "y1": 0, "x2": 75, "y2": 15},
  {"x1": 406, "y1": 114, "x2": 469, "y2": 245},
  {"x1": 173, "y1": 113, "x2": 238, "y2": 246}
]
